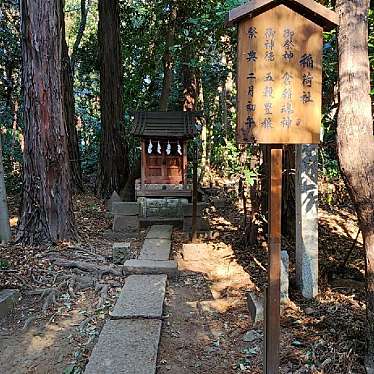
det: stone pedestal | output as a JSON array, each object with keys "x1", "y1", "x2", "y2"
[
  {"x1": 183, "y1": 203, "x2": 209, "y2": 232},
  {"x1": 112, "y1": 202, "x2": 139, "y2": 233},
  {"x1": 295, "y1": 144, "x2": 318, "y2": 299}
]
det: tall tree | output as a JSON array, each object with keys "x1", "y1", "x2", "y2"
[
  {"x1": 159, "y1": 2, "x2": 177, "y2": 111},
  {"x1": 0, "y1": 136, "x2": 11, "y2": 244},
  {"x1": 336, "y1": 0, "x2": 374, "y2": 368},
  {"x1": 62, "y1": 6, "x2": 84, "y2": 192},
  {"x1": 70, "y1": 0, "x2": 92, "y2": 72},
  {"x1": 97, "y1": 0, "x2": 128, "y2": 197},
  {"x1": 17, "y1": 0, "x2": 75, "y2": 245}
]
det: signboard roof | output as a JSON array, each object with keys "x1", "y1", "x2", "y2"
[{"x1": 227, "y1": 0, "x2": 338, "y2": 30}]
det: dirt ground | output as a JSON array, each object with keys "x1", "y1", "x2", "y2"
[
  {"x1": 157, "y1": 192, "x2": 366, "y2": 374},
  {"x1": 0, "y1": 188, "x2": 367, "y2": 373},
  {"x1": 0, "y1": 194, "x2": 144, "y2": 374}
]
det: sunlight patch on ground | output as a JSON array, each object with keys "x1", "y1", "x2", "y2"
[
  {"x1": 319, "y1": 207, "x2": 362, "y2": 243},
  {"x1": 178, "y1": 242, "x2": 255, "y2": 310}
]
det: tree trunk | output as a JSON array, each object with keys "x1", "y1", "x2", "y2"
[
  {"x1": 0, "y1": 137, "x2": 11, "y2": 244},
  {"x1": 97, "y1": 0, "x2": 128, "y2": 198},
  {"x1": 17, "y1": 0, "x2": 75, "y2": 245},
  {"x1": 62, "y1": 14, "x2": 84, "y2": 193},
  {"x1": 159, "y1": 4, "x2": 177, "y2": 111},
  {"x1": 71, "y1": 0, "x2": 92, "y2": 72},
  {"x1": 336, "y1": 0, "x2": 374, "y2": 366}
]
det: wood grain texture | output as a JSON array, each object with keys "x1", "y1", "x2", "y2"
[{"x1": 237, "y1": 5, "x2": 322, "y2": 144}]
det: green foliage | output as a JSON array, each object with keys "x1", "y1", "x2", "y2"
[{"x1": 0, "y1": 0, "x2": 372, "y2": 192}]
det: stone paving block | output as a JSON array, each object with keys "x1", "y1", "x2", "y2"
[
  {"x1": 112, "y1": 202, "x2": 139, "y2": 216},
  {"x1": 139, "y1": 239, "x2": 171, "y2": 261},
  {"x1": 113, "y1": 242, "x2": 131, "y2": 264},
  {"x1": 146, "y1": 225, "x2": 173, "y2": 240},
  {"x1": 84, "y1": 319, "x2": 161, "y2": 374},
  {"x1": 123, "y1": 259, "x2": 178, "y2": 276},
  {"x1": 0, "y1": 289, "x2": 20, "y2": 318},
  {"x1": 113, "y1": 215, "x2": 139, "y2": 233},
  {"x1": 110, "y1": 275, "x2": 167, "y2": 319}
]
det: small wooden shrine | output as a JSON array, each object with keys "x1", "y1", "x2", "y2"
[{"x1": 132, "y1": 112, "x2": 199, "y2": 199}]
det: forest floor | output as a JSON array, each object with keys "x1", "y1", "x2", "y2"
[
  {"x1": 0, "y1": 194, "x2": 145, "y2": 374},
  {"x1": 157, "y1": 187, "x2": 366, "y2": 374},
  {"x1": 0, "y1": 184, "x2": 367, "y2": 374}
]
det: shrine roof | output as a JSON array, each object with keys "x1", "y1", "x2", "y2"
[
  {"x1": 132, "y1": 112, "x2": 201, "y2": 139},
  {"x1": 226, "y1": 0, "x2": 339, "y2": 31}
]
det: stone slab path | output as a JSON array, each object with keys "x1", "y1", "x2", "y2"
[
  {"x1": 123, "y1": 259, "x2": 178, "y2": 276},
  {"x1": 139, "y1": 239, "x2": 171, "y2": 261},
  {"x1": 146, "y1": 225, "x2": 173, "y2": 240},
  {"x1": 85, "y1": 225, "x2": 175, "y2": 374},
  {"x1": 110, "y1": 274, "x2": 167, "y2": 319},
  {"x1": 84, "y1": 319, "x2": 162, "y2": 374}
]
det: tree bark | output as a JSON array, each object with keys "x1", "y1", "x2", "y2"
[
  {"x1": 62, "y1": 10, "x2": 84, "y2": 193},
  {"x1": 159, "y1": 4, "x2": 177, "y2": 111},
  {"x1": 97, "y1": 0, "x2": 128, "y2": 198},
  {"x1": 17, "y1": 0, "x2": 76, "y2": 245},
  {"x1": 336, "y1": 0, "x2": 374, "y2": 366},
  {"x1": 0, "y1": 137, "x2": 11, "y2": 244}
]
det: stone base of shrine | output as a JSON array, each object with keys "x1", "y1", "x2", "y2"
[{"x1": 135, "y1": 180, "x2": 193, "y2": 199}]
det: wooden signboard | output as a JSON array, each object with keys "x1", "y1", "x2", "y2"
[
  {"x1": 237, "y1": 5, "x2": 322, "y2": 144},
  {"x1": 227, "y1": 1, "x2": 338, "y2": 372}
]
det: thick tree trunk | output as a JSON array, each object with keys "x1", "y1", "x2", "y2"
[
  {"x1": 0, "y1": 137, "x2": 11, "y2": 244},
  {"x1": 62, "y1": 15, "x2": 84, "y2": 193},
  {"x1": 159, "y1": 4, "x2": 177, "y2": 111},
  {"x1": 97, "y1": 0, "x2": 128, "y2": 198},
  {"x1": 17, "y1": 0, "x2": 75, "y2": 245},
  {"x1": 336, "y1": 0, "x2": 374, "y2": 366}
]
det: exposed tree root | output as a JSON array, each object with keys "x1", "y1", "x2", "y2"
[{"x1": 50, "y1": 258, "x2": 122, "y2": 277}]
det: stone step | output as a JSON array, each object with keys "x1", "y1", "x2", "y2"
[
  {"x1": 123, "y1": 259, "x2": 178, "y2": 276},
  {"x1": 139, "y1": 239, "x2": 171, "y2": 261},
  {"x1": 146, "y1": 225, "x2": 173, "y2": 240},
  {"x1": 110, "y1": 275, "x2": 167, "y2": 319},
  {"x1": 84, "y1": 319, "x2": 161, "y2": 374}
]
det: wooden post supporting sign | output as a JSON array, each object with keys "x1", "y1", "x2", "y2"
[
  {"x1": 227, "y1": 1, "x2": 338, "y2": 372},
  {"x1": 265, "y1": 145, "x2": 282, "y2": 373}
]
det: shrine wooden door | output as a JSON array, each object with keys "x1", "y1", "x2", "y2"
[{"x1": 143, "y1": 141, "x2": 184, "y2": 184}]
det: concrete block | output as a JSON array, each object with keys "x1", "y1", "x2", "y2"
[
  {"x1": 146, "y1": 225, "x2": 173, "y2": 240},
  {"x1": 106, "y1": 191, "x2": 122, "y2": 212},
  {"x1": 183, "y1": 217, "x2": 210, "y2": 232},
  {"x1": 0, "y1": 289, "x2": 20, "y2": 318},
  {"x1": 123, "y1": 259, "x2": 178, "y2": 277},
  {"x1": 281, "y1": 250, "x2": 289, "y2": 303},
  {"x1": 84, "y1": 319, "x2": 161, "y2": 374},
  {"x1": 113, "y1": 242, "x2": 131, "y2": 264},
  {"x1": 139, "y1": 239, "x2": 171, "y2": 261},
  {"x1": 110, "y1": 275, "x2": 167, "y2": 319},
  {"x1": 183, "y1": 203, "x2": 207, "y2": 217},
  {"x1": 246, "y1": 291, "x2": 264, "y2": 323},
  {"x1": 112, "y1": 202, "x2": 139, "y2": 216},
  {"x1": 113, "y1": 215, "x2": 139, "y2": 233}
]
